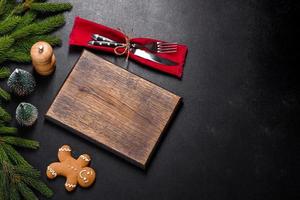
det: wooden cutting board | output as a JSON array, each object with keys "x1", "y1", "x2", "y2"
[{"x1": 45, "y1": 50, "x2": 181, "y2": 169}]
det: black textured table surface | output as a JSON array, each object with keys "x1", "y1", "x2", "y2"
[{"x1": 5, "y1": 0, "x2": 298, "y2": 199}]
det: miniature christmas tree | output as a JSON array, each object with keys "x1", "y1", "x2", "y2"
[
  {"x1": 7, "y1": 68, "x2": 36, "y2": 96},
  {"x1": 16, "y1": 102, "x2": 38, "y2": 126}
]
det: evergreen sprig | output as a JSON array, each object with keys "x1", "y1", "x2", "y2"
[
  {"x1": 0, "y1": 125, "x2": 17, "y2": 135},
  {"x1": 0, "y1": 67, "x2": 10, "y2": 78},
  {"x1": 31, "y1": 2, "x2": 72, "y2": 13},
  {"x1": 0, "y1": 86, "x2": 10, "y2": 101},
  {"x1": 0, "y1": 15, "x2": 21, "y2": 35},
  {"x1": 0, "y1": 0, "x2": 7, "y2": 17},
  {"x1": 11, "y1": 14, "x2": 66, "y2": 40},
  {"x1": 0, "y1": 106, "x2": 11, "y2": 122}
]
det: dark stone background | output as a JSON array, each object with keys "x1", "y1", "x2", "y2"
[{"x1": 2, "y1": 0, "x2": 299, "y2": 199}]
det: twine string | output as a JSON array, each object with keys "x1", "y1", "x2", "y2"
[{"x1": 113, "y1": 30, "x2": 131, "y2": 62}]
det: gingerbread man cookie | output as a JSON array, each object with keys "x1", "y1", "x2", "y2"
[{"x1": 46, "y1": 145, "x2": 96, "y2": 191}]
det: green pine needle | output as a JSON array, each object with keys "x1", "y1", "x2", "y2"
[
  {"x1": 15, "y1": 34, "x2": 62, "y2": 52},
  {"x1": 11, "y1": 14, "x2": 65, "y2": 40},
  {"x1": 2, "y1": 144, "x2": 31, "y2": 167},
  {"x1": 0, "y1": 144, "x2": 9, "y2": 162},
  {"x1": 0, "y1": 66, "x2": 10, "y2": 78},
  {"x1": 0, "y1": 15, "x2": 21, "y2": 35},
  {"x1": 31, "y1": 2, "x2": 72, "y2": 13},
  {"x1": 17, "y1": 181, "x2": 38, "y2": 200},
  {"x1": 0, "y1": 125, "x2": 17, "y2": 135},
  {"x1": 0, "y1": 0, "x2": 6, "y2": 17},
  {"x1": 15, "y1": 165, "x2": 40, "y2": 179},
  {"x1": 5, "y1": 49, "x2": 31, "y2": 63},
  {"x1": 0, "y1": 106, "x2": 11, "y2": 122},
  {"x1": 0, "y1": 35, "x2": 14, "y2": 54},
  {"x1": 16, "y1": 11, "x2": 36, "y2": 29},
  {"x1": 9, "y1": 184, "x2": 21, "y2": 200},
  {"x1": 1, "y1": 136, "x2": 39, "y2": 149},
  {"x1": 22, "y1": 176, "x2": 53, "y2": 198},
  {"x1": 0, "y1": 170, "x2": 10, "y2": 200},
  {"x1": 0, "y1": 86, "x2": 10, "y2": 101}
]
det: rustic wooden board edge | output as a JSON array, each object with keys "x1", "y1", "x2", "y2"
[
  {"x1": 45, "y1": 49, "x2": 183, "y2": 169},
  {"x1": 143, "y1": 97, "x2": 182, "y2": 168}
]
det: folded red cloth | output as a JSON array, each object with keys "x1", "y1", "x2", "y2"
[{"x1": 69, "y1": 16, "x2": 188, "y2": 78}]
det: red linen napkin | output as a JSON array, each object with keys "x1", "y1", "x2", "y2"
[{"x1": 69, "y1": 16, "x2": 188, "y2": 78}]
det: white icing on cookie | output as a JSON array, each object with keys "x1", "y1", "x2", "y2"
[
  {"x1": 79, "y1": 169, "x2": 89, "y2": 183},
  {"x1": 80, "y1": 155, "x2": 90, "y2": 161},
  {"x1": 65, "y1": 183, "x2": 76, "y2": 188},
  {"x1": 59, "y1": 146, "x2": 71, "y2": 152},
  {"x1": 47, "y1": 166, "x2": 57, "y2": 176}
]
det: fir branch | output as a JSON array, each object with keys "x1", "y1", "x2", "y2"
[
  {"x1": 0, "y1": 86, "x2": 10, "y2": 101},
  {"x1": 17, "y1": 181, "x2": 38, "y2": 200},
  {"x1": 0, "y1": 144, "x2": 9, "y2": 162},
  {"x1": 0, "y1": 136, "x2": 39, "y2": 149},
  {"x1": 21, "y1": 176, "x2": 53, "y2": 198},
  {"x1": 0, "y1": 169, "x2": 10, "y2": 200},
  {"x1": 0, "y1": 15, "x2": 21, "y2": 35},
  {"x1": 0, "y1": 0, "x2": 6, "y2": 17},
  {"x1": 31, "y1": 2, "x2": 72, "y2": 13},
  {"x1": 15, "y1": 34, "x2": 62, "y2": 52},
  {"x1": 0, "y1": 125, "x2": 17, "y2": 135},
  {"x1": 0, "y1": 35, "x2": 14, "y2": 54},
  {"x1": 16, "y1": 10, "x2": 36, "y2": 29},
  {"x1": 2, "y1": 143, "x2": 31, "y2": 166},
  {"x1": 9, "y1": 184, "x2": 21, "y2": 200},
  {"x1": 15, "y1": 165, "x2": 40, "y2": 179},
  {"x1": 0, "y1": 0, "x2": 15, "y2": 20},
  {"x1": 10, "y1": 14, "x2": 65, "y2": 40},
  {"x1": 5, "y1": 49, "x2": 31, "y2": 63},
  {"x1": 0, "y1": 66, "x2": 10, "y2": 78},
  {"x1": 0, "y1": 106, "x2": 11, "y2": 122}
]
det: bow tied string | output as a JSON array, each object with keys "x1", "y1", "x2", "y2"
[{"x1": 113, "y1": 29, "x2": 132, "y2": 62}]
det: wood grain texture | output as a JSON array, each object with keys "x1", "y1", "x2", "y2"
[{"x1": 46, "y1": 50, "x2": 181, "y2": 168}]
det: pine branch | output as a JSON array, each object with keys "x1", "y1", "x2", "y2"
[
  {"x1": 0, "y1": 0, "x2": 15, "y2": 20},
  {"x1": 9, "y1": 184, "x2": 21, "y2": 200},
  {"x1": 5, "y1": 49, "x2": 31, "y2": 63},
  {"x1": 21, "y1": 176, "x2": 53, "y2": 198},
  {"x1": 0, "y1": 106, "x2": 11, "y2": 122},
  {"x1": 10, "y1": 14, "x2": 65, "y2": 40},
  {"x1": 15, "y1": 165, "x2": 40, "y2": 179},
  {"x1": 0, "y1": 35, "x2": 14, "y2": 54},
  {"x1": 0, "y1": 136, "x2": 39, "y2": 149},
  {"x1": 15, "y1": 34, "x2": 62, "y2": 52},
  {"x1": 15, "y1": 10, "x2": 36, "y2": 29},
  {"x1": 31, "y1": 2, "x2": 72, "y2": 13},
  {"x1": 0, "y1": 86, "x2": 10, "y2": 101},
  {"x1": 0, "y1": 66, "x2": 10, "y2": 78},
  {"x1": 0, "y1": 144, "x2": 9, "y2": 162},
  {"x1": 2, "y1": 143, "x2": 31, "y2": 166},
  {"x1": 0, "y1": 125, "x2": 17, "y2": 135},
  {"x1": 0, "y1": 15, "x2": 21, "y2": 35},
  {"x1": 0, "y1": 0, "x2": 6, "y2": 17},
  {"x1": 0, "y1": 169, "x2": 10, "y2": 200},
  {"x1": 17, "y1": 181, "x2": 38, "y2": 200}
]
